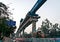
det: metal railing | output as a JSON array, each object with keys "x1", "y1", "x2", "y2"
[{"x1": 15, "y1": 38, "x2": 60, "y2": 42}]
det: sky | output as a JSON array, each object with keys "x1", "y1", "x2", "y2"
[{"x1": 0, "y1": 0, "x2": 60, "y2": 33}]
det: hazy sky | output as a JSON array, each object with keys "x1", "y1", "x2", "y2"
[{"x1": 0, "y1": 0, "x2": 60, "y2": 33}]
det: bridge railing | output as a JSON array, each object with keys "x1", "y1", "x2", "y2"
[{"x1": 15, "y1": 38, "x2": 60, "y2": 42}]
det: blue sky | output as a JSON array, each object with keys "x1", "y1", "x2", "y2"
[{"x1": 0, "y1": 0, "x2": 60, "y2": 33}]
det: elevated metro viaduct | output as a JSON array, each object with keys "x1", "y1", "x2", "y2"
[{"x1": 16, "y1": 0, "x2": 47, "y2": 38}]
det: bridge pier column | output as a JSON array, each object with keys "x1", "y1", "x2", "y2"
[
  {"x1": 32, "y1": 21, "x2": 36, "y2": 37},
  {"x1": 22, "y1": 29, "x2": 24, "y2": 38}
]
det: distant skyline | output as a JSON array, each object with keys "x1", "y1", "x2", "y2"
[{"x1": 0, "y1": 0, "x2": 60, "y2": 33}]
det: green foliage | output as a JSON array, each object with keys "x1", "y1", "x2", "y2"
[
  {"x1": 40, "y1": 19, "x2": 60, "y2": 38},
  {"x1": 0, "y1": 2, "x2": 16, "y2": 38}
]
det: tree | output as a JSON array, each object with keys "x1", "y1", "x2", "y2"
[
  {"x1": 0, "y1": 2, "x2": 16, "y2": 39},
  {"x1": 40, "y1": 19, "x2": 60, "y2": 38},
  {"x1": 40, "y1": 19, "x2": 51, "y2": 37},
  {"x1": 49, "y1": 23, "x2": 60, "y2": 38}
]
